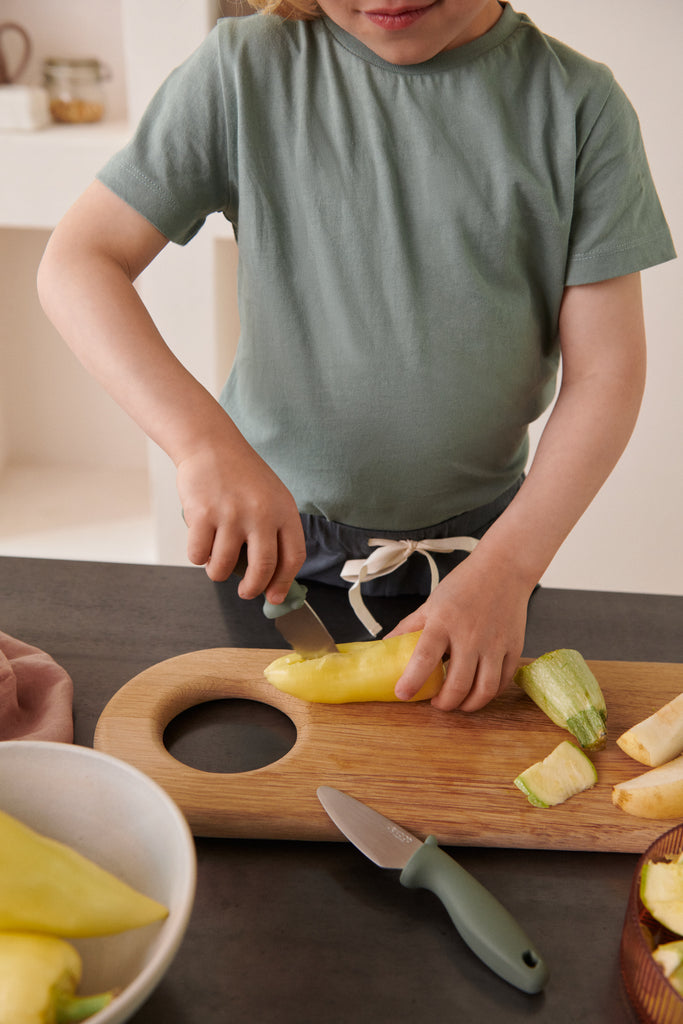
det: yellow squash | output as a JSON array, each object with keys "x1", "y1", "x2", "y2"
[
  {"x1": 0, "y1": 808, "x2": 168, "y2": 937},
  {"x1": 264, "y1": 631, "x2": 443, "y2": 703},
  {"x1": 0, "y1": 932, "x2": 114, "y2": 1024}
]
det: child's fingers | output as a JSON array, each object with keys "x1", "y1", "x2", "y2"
[
  {"x1": 392, "y1": 621, "x2": 514, "y2": 711},
  {"x1": 432, "y1": 648, "x2": 517, "y2": 712},
  {"x1": 263, "y1": 527, "x2": 307, "y2": 605},
  {"x1": 235, "y1": 536, "x2": 279, "y2": 599},
  {"x1": 185, "y1": 518, "x2": 217, "y2": 570},
  {"x1": 204, "y1": 534, "x2": 245, "y2": 582},
  {"x1": 432, "y1": 652, "x2": 500, "y2": 712},
  {"x1": 393, "y1": 628, "x2": 447, "y2": 701},
  {"x1": 238, "y1": 519, "x2": 306, "y2": 601},
  {"x1": 461, "y1": 650, "x2": 518, "y2": 711}
]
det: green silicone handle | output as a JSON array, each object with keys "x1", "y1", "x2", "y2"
[
  {"x1": 399, "y1": 836, "x2": 549, "y2": 994},
  {"x1": 232, "y1": 547, "x2": 307, "y2": 619},
  {"x1": 262, "y1": 579, "x2": 307, "y2": 619}
]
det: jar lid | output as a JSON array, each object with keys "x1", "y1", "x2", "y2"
[
  {"x1": 43, "y1": 57, "x2": 108, "y2": 79},
  {"x1": 44, "y1": 57, "x2": 102, "y2": 69}
]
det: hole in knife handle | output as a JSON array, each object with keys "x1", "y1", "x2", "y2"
[
  {"x1": 522, "y1": 949, "x2": 539, "y2": 968},
  {"x1": 163, "y1": 698, "x2": 297, "y2": 773}
]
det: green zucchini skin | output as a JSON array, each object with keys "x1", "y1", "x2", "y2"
[{"x1": 514, "y1": 649, "x2": 607, "y2": 751}]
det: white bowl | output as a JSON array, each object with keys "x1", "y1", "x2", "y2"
[{"x1": 0, "y1": 740, "x2": 196, "y2": 1024}]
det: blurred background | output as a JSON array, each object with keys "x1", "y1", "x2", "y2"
[{"x1": 0, "y1": 0, "x2": 680, "y2": 597}]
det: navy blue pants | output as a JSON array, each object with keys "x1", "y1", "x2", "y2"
[{"x1": 299, "y1": 476, "x2": 523, "y2": 597}]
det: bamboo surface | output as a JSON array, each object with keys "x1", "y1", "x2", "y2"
[{"x1": 93, "y1": 648, "x2": 683, "y2": 853}]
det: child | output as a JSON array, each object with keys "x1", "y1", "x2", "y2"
[{"x1": 37, "y1": 1, "x2": 675, "y2": 712}]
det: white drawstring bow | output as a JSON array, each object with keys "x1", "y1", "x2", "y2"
[{"x1": 340, "y1": 535, "x2": 478, "y2": 636}]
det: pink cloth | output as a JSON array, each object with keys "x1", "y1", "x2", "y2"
[{"x1": 0, "y1": 631, "x2": 73, "y2": 742}]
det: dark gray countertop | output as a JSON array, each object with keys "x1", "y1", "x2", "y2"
[{"x1": 2, "y1": 555, "x2": 682, "y2": 1022}]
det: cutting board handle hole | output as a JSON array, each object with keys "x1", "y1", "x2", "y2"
[{"x1": 163, "y1": 698, "x2": 297, "y2": 774}]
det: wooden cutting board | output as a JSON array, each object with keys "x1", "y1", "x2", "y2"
[{"x1": 93, "y1": 648, "x2": 683, "y2": 853}]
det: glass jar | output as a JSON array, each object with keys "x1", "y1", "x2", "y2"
[{"x1": 43, "y1": 57, "x2": 107, "y2": 124}]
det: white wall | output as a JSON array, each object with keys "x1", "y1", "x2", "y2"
[
  {"x1": 520, "y1": 0, "x2": 682, "y2": 595},
  {"x1": 0, "y1": 228, "x2": 147, "y2": 470}
]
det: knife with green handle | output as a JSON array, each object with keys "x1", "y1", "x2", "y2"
[
  {"x1": 233, "y1": 547, "x2": 337, "y2": 659},
  {"x1": 317, "y1": 786, "x2": 549, "y2": 994}
]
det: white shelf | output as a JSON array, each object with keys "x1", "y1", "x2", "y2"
[
  {"x1": 0, "y1": 463, "x2": 157, "y2": 565},
  {"x1": 0, "y1": 120, "x2": 132, "y2": 229}
]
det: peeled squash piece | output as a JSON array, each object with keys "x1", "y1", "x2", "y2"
[
  {"x1": 514, "y1": 649, "x2": 607, "y2": 750},
  {"x1": 264, "y1": 631, "x2": 444, "y2": 703},
  {"x1": 514, "y1": 740, "x2": 597, "y2": 808},
  {"x1": 641, "y1": 854, "x2": 683, "y2": 935},
  {"x1": 617, "y1": 692, "x2": 683, "y2": 767},
  {"x1": 613, "y1": 754, "x2": 683, "y2": 819}
]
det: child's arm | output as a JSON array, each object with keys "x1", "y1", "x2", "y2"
[
  {"x1": 37, "y1": 181, "x2": 306, "y2": 603},
  {"x1": 390, "y1": 271, "x2": 647, "y2": 711}
]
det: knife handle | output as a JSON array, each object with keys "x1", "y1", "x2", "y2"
[
  {"x1": 399, "y1": 836, "x2": 549, "y2": 994},
  {"x1": 232, "y1": 546, "x2": 308, "y2": 619}
]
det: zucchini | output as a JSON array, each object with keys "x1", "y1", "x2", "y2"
[
  {"x1": 514, "y1": 740, "x2": 597, "y2": 808},
  {"x1": 514, "y1": 649, "x2": 607, "y2": 750}
]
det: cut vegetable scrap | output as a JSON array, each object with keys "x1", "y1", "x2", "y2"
[
  {"x1": 617, "y1": 692, "x2": 683, "y2": 767},
  {"x1": 514, "y1": 649, "x2": 607, "y2": 750},
  {"x1": 652, "y1": 939, "x2": 683, "y2": 996},
  {"x1": 640, "y1": 853, "x2": 683, "y2": 935},
  {"x1": 514, "y1": 740, "x2": 597, "y2": 808},
  {"x1": 613, "y1": 754, "x2": 683, "y2": 820}
]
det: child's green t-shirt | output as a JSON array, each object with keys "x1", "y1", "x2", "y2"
[{"x1": 98, "y1": 4, "x2": 675, "y2": 530}]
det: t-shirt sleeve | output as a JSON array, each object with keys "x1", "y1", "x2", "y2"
[
  {"x1": 97, "y1": 27, "x2": 233, "y2": 245},
  {"x1": 565, "y1": 76, "x2": 676, "y2": 285}
]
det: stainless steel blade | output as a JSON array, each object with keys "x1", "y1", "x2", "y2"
[
  {"x1": 275, "y1": 604, "x2": 337, "y2": 660},
  {"x1": 232, "y1": 545, "x2": 337, "y2": 659},
  {"x1": 317, "y1": 786, "x2": 422, "y2": 868}
]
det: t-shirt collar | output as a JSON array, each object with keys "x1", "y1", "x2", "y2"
[{"x1": 321, "y1": 2, "x2": 521, "y2": 74}]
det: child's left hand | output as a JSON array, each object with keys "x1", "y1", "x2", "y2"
[
  {"x1": 388, "y1": 272, "x2": 648, "y2": 712},
  {"x1": 386, "y1": 549, "x2": 533, "y2": 711}
]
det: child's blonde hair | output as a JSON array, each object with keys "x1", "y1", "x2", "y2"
[{"x1": 247, "y1": 0, "x2": 321, "y2": 20}]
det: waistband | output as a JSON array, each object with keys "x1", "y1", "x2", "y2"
[{"x1": 299, "y1": 475, "x2": 523, "y2": 600}]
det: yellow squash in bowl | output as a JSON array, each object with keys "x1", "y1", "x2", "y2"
[
  {"x1": 0, "y1": 932, "x2": 114, "y2": 1024},
  {"x1": 0, "y1": 807, "x2": 168, "y2": 938}
]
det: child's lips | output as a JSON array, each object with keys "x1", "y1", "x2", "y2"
[{"x1": 364, "y1": 2, "x2": 436, "y2": 30}]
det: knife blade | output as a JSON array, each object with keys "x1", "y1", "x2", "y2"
[
  {"x1": 317, "y1": 786, "x2": 549, "y2": 994},
  {"x1": 233, "y1": 547, "x2": 337, "y2": 659}
]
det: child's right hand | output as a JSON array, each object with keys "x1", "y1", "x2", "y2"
[
  {"x1": 36, "y1": 183, "x2": 306, "y2": 608},
  {"x1": 176, "y1": 438, "x2": 306, "y2": 605}
]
